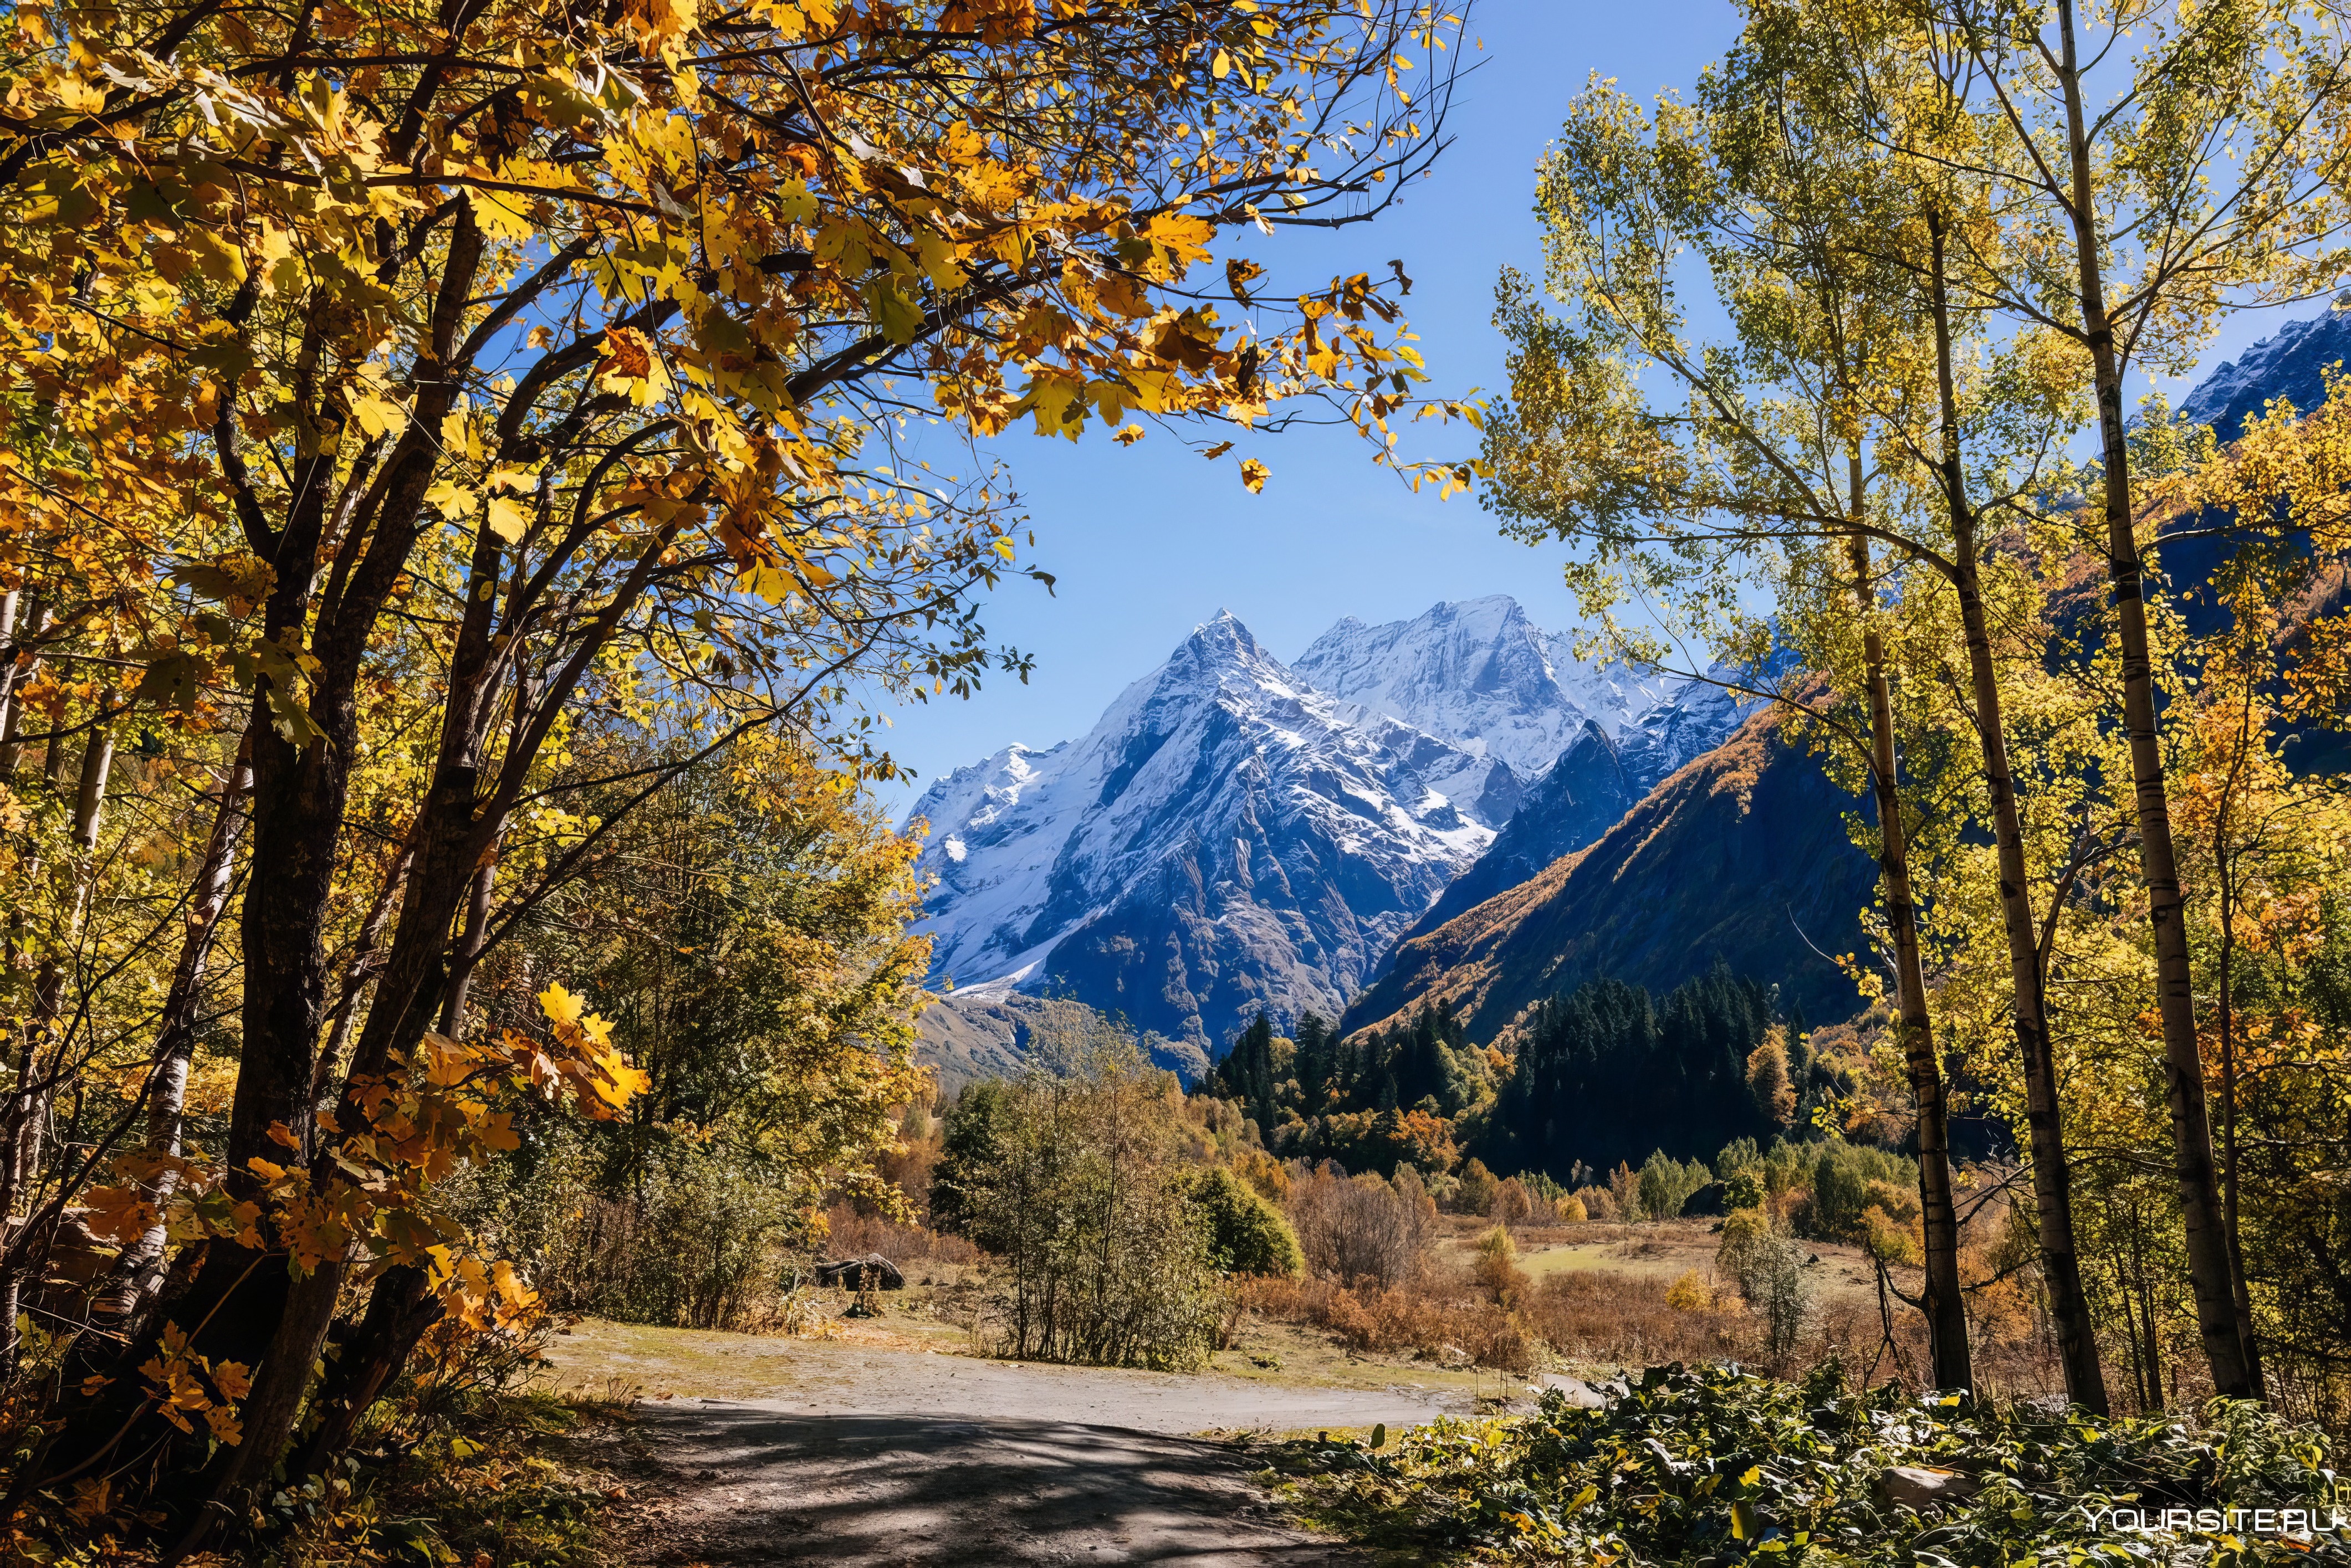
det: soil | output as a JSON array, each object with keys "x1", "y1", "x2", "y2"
[{"x1": 551, "y1": 1321, "x2": 1493, "y2": 1566}]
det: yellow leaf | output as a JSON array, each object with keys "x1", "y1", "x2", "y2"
[
  {"x1": 538, "y1": 981, "x2": 585, "y2": 1028},
  {"x1": 426, "y1": 479, "x2": 479, "y2": 519},
  {"x1": 1239, "y1": 457, "x2": 1269, "y2": 493},
  {"x1": 916, "y1": 233, "x2": 968, "y2": 290},
  {"x1": 350, "y1": 392, "x2": 409, "y2": 439},
  {"x1": 485, "y1": 495, "x2": 529, "y2": 544},
  {"x1": 472, "y1": 187, "x2": 537, "y2": 244}
]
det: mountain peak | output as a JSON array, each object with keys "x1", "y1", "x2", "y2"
[
  {"x1": 1176, "y1": 609, "x2": 1266, "y2": 666},
  {"x1": 2180, "y1": 300, "x2": 2351, "y2": 440},
  {"x1": 1295, "y1": 595, "x2": 1613, "y2": 781}
]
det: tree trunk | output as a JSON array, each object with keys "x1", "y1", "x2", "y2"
[
  {"x1": 1923, "y1": 208, "x2": 2105, "y2": 1411},
  {"x1": 0, "y1": 593, "x2": 38, "y2": 776},
  {"x1": 1842, "y1": 496, "x2": 1973, "y2": 1395},
  {"x1": 2212, "y1": 688, "x2": 2267, "y2": 1398},
  {"x1": 93, "y1": 744, "x2": 252, "y2": 1330},
  {"x1": 2053, "y1": 0, "x2": 2254, "y2": 1401}
]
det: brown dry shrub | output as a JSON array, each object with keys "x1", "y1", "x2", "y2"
[
  {"x1": 822, "y1": 1202, "x2": 979, "y2": 1269},
  {"x1": 1521, "y1": 1269, "x2": 1754, "y2": 1368},
  {"x1": 1284, "y1": 1162, "x2": 1434, "y2": 1288},
  {"x1": 1237, "y1": 1275, "x2": 1537, "y2": 1373}
]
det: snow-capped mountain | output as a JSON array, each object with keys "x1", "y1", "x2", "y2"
[
  {"x1": 911, "y1": 598, "x2": 1755, "y2": 1057},
  {"x1": 911, "y1": 612, "x2": 1511, "y2": 1049},
  {"x1": 2179, "y1": 299, "x2": 2351, "y2": 441},
  {"x1": 1291, "y1": 595, "x2": 1675, "y2": 780}
]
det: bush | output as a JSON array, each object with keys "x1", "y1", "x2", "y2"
[
  {"x1": 1268, "y1": 1365, "x2": 2347, "y2": 1566},
  {"x1": 1860, "y1": 1204, "x2": 1920, "y2": 1266},
  {"x1": 1556, "y1": 1193, "x2": 1589, "y2": 1223},
  {"x1": 1286, "y1": 1162, "x2": 1435, "y2": 1288},
  {"x1": 1239, "y1": 1275, "x2": 1536, "y2": 1373},
  {"x1": 1665, "y1": 1269, "x2": 1714, "y2": 1312},
  {"x1": 1470, "y1": 1226, "x2": 1532, "y2": 1308},
  {"x1": 498, "y1": 1131, "x2": 810, "y2": 1331},
  {"x1": 1717, "y1": 1213, "x2": 1810, "y2": 1359},
  {"x1": 1490, "y1": 1176, "x2": 1535, "y2": 1227},
  {"x1": 942, "y1": 1006, "x2": 1224, "y2": 1370},
  {"x1": 1453, "y1": 1157, "x2": 1500, "y2": 1216},
  {"x1": 1189, "y1": 1166, "x2": 1305, "y2": 1277}
]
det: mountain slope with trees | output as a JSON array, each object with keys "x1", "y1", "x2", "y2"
[
  {"x1": 1343, "y1": 705, "x2": 1878, "y2": 1044},
  {"x1": 910, "y1": 599, "x2": 1752, "y2": 1055}
]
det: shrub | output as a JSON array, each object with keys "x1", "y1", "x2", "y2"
[
  {"x1": 1490, "y1": 1176, "x2": 1535, "y2": 1227},
  {"x1": 1556, "y1": 1193, "x2": 1589, "y2": 1223},
  {"x1": 1286, "y1": 1162, "x2": 1434, "y2": 1288},
  {"x1": 1189, "y1": 1167, "x2": 1305, "y2": 1278},
  {"x1": 1723, "y1": 1227, "x2": 1810, "y2": 1359},
  {"x1": 1266, "y1": 1365, "x2": 2346, "y2": 1566},
  {"x1": 943, "y1": 1007, "x2": 1224, "y2": 1370},
  {"x1": 1239, "y1": 1276, "x2": 1536, "y2": 1373},
  {"x1": 504, "y1": 1131, "x2": 810, "y2": 1331},
  {"x1": 1471, "y1": 1226, "x2": 1532, "y2": 1308},
  {"x1": 1453, "y1": 1157, "x2": 1500, "y2": 1216},
  {"x1": 1863, "y1": 1178, "x2": 1919, "y2": 1224},
  {"x1": 1664, "y1": 1269, "x2": 1714, "y2": 1312},
  {"x1": 1606, "y1": 1161, "x2": 1642, "y2": 1219},
  {"x1": 1859, "y1": 1204, "x2": 1920, "y2": 1266}
]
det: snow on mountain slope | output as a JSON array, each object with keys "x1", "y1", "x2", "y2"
[
  {"x1": 909, "y1": 612, "x2": 1510, "y2": 1049},
  {"x1": 1292, "y1": 596, "x2": 1674, "y2": 780},
  {"x1": 2179, "y1": 300, "x2": 2351, "y2": 442},
  {"x1": 911, "y1": 598, "x2": 1758, "y2": 1057}
]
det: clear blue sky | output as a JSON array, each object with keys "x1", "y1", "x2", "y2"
[{"x1": 867, "y1": 0, "x2": 2306, "y2": 818}]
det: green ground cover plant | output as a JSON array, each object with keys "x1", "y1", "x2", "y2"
[{"x1": 1264, "y1": 1363, "x2": 2345, "y2": 1565}]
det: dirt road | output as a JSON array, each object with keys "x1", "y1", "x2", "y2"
[{"x1": 587, "y1": 1336, "x2": 1475, "y2": 1566}]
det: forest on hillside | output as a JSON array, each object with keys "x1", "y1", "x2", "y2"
[{"x1": 4, "y1": 0, "x2": 2351, "y2": 1561}]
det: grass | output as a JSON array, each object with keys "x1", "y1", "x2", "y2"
[
  {"x1": 1438, "y1": 1216, "x2": 1897, "y2": 1308},
  {"x1": 539, "y1": 1300, "x2": 1521, "y2": 1410}
]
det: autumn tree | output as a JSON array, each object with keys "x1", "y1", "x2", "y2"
[
  {"x1": 1873, "y1": 0, "x2": 2351, "y2": 1402},
  {"x1": 1481, "y1": 60, "x2": 1982, "y2": 1391},
  {"x1": 0, "y1": 0, "x2": 1474, "y2": 1543}
]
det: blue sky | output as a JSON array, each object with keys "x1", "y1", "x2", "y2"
[{"x1": 866, "y1": 0, "x2": 2311, "y2": 818}]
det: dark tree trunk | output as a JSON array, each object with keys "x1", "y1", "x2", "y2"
[
  {"x1": 1923, "y1": 207, "x2": 2103, "y2": 1410},
  {"x1": 2053, "y1": 0, "x2": 2253, "y2": 1401}
]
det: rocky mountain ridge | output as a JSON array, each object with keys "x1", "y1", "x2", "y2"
[{"x1": 909, "y1": 598, "x2": 1749, "y2": 1057}]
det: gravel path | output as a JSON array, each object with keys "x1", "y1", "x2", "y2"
[{"x1": 607, "y1": 1341, "x2": 1475, "y2": 1566}]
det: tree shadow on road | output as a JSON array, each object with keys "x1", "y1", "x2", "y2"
[{"x1": 620, "y1": 1405, "x2": 1371, "y2": 1566}]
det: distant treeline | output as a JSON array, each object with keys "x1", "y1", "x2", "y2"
[
  {"x1": 1200, "y1": 966, "x2": 1836, "y2": 1181},
  {"x1": 1486, "y1": 969, "x2": 1828, "y2": 1180}
]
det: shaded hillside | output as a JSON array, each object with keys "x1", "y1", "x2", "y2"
[
  {"x1": 1341, "y1": 706, "x2": 1877, "y2": 1044},
  {"x1": 1393, "y1": 720, "x2": 1637, "y2": 949},
  {"x1": 916, "y1": 991, "x2": 1209, "y2": 1094}
]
